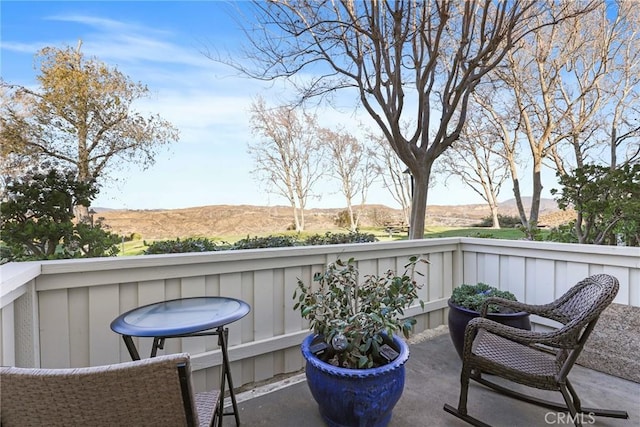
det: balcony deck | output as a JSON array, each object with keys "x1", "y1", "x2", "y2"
[{"x1": 233, "y1": 329, "x2": 639, "y2": 426}]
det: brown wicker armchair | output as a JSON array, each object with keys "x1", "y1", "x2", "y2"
[
  {"x1": 0, "y1": 353, "x2": 218, "y2": 427},
  {"x1": 444, "y1": 274, "x2": 629, "y2": 427}
]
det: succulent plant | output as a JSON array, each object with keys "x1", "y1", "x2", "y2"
[{"x1": 450, "y1": 282, "x2": 518, "y2": 313}]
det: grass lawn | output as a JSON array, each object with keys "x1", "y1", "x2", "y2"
[
  {"x1": 424, "y1": 227, "x2": 526, "y2": 240},
  {"x1": 118, "y1": 226, "x2": 529, "y2": 256},
  {"x1": 119, "y1": 239, "x2": 149, "y2": 256}
]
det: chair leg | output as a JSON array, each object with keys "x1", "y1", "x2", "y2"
[
  {"x1": 457, "y1": 367, "x2": 472, "y2": 415},
  {"x1": 559, "y1": 384, "x2": 581, "y2": 427},
  {"x1": 565, "y1": 379, "x2": 582, "y2": 412},
  {"x1": 443, "y1": 362, "x2": 494, "y2": 427}
]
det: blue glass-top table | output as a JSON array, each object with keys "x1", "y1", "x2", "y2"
[{"x1": 111, "y1": 297, "x2": 251, "y2": 426}]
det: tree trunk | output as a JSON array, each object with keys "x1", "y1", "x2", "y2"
[
  {"x1": 512, "y1": 178, "x2": 529, "y2": 230},
  {"x1": 299, "y1": 207, "x2": 305, "y2": 231},
  {"x1": 291, "y1": 204, "x2": 302, "y2": 232},
  {"x1": 529, "y1": 167, "x2": 543, "y2": 233},
  {"x1": 490, "y1": 203, "x2": 501, "y2": 229},
  {"x1": 610, "y1": 124, "x2": 617, "y2": 169},
  {"x1": 75, "y1": 124, "x2": 91, "y2": 223},
  {"x1": 409, "y1": 176, "x2": 428, "y2": 239},
  {"x1": 347, "y1": 200, "x2": 357, "y2": 232}
]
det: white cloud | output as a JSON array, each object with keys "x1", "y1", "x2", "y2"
[{"x1": 1, "y1": 41, "x2": 49, "y2": 54}]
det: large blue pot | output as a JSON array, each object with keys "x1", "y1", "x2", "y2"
[
  {"x1": 447, "y1": 299, "x2": 531, "y2": 360},
  {"x1": 301, "y1": 334, "x2": 409, "y2": 427}
]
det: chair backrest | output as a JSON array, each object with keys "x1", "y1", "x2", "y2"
[
  {"x1": 544, "y1": 274, "x2": 619, "y2": 354},
  {"x1": 1, "y1": 353, "x2": 199, "y2": 427},
  {"x1": 554, "y1": 274, "x2": 619, "y2": 328}
]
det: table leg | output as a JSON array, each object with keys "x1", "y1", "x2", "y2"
[
  {"x1": 218, "y1": 326, "x2": 240, "y2": 426},
  {"x1": 151, "y1": 337, "x2": 165, "y2": 357},
  {"x1": 122, "y1": 335, "x2": 141, "y2": 361},
  {"x1": 217, "y1": 329, "x2": 226, "y2": 426}
]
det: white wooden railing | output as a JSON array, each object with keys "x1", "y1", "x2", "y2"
[{"x1": 1, "y1": 238, "x2": 638, "y2": 393}]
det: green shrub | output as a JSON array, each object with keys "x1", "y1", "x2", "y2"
[
  {"x1": 304, "y1": 231, "x2": 377, "y2": 245},
  {"x1": 545, "y1": 222, "x2": 579, "y2": 243},
  {"x1": 450, "y1": 282, "x2": 518, "y2": 313},
  {"x1": 142, "y1": 232, "x2": 378, "y2": 255},
  {"x1": 470, "y1": 232, "x2": 496, "y2": 239},
  {"x1": 475, "y1": 214, "x2": 522, "y2": 228},
  {"x1": 144, "y1": 237, "x2": 222, "y2": 254},
  {"x1": 130, "y1": 232, "x2": 143, "y2": 241},
  {"x1": 0, "y1": 245, "x2": 12, "y2": 265},
  {"x1": 231, "y1": 235, "x2": 298, "y2": 249}
]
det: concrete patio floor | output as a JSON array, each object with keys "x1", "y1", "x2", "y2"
[{"x1": 230, "y1": 328, "x2": 639, "y2": 426}]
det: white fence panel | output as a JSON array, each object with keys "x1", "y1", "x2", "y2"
[
  {"x1": 1, "y1": 238, "x2": 638, "y2": 391},
  {"x1": 459, "y1": 239, "x2": 639, "y2": 329}
]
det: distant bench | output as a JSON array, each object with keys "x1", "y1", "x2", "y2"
[{"x1": 384, "y1": 222, "x2": 410, "y2": 237}]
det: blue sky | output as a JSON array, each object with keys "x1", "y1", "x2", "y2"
[{"x1": 1, "y1": 1, "x2": 548, "y2": 210}]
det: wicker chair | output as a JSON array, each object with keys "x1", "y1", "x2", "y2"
[
  {"x1": 1, "y1": 353, "x2": 218, "y2": 427},
  {"x1": 444, "y1": 274, "x2": 629, "y2": 427}
]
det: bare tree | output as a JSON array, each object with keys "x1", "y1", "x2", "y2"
[
  {"x1": 465, "y1": 2, "x2": 605, "y2": 237},
  {"x1": 548, "y1": 0, "x2": 640, "y2": 173},
  {"x1": 216, "y1": 0, "x2": 594, "y2": 239},
  {"x1": 248, "y1": 98, "x2": 325, "y2": 232},
  {"x1": 320, "y1": 127, "x2": 377, "y2": 231},
  {"x1": 502, "y1": 21, "x2": 574, "y2": 235},
  {"x1": 470, "y1": 86, "x2": 527, "y2": 228},
  {"x1": 472, "y1": 1, "x2": 637, "y2": 238},
  {"x1": 372, "y1": 134, "x2": 412, "y2": 226},
  {"x1": 437, "y1": 105, "x2": 510, "y2": 228},
  {"x1": 599, "y1": 1, "x2": 640, "y2": 168}
]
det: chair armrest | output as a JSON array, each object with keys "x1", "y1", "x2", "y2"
[{"x1": 479, "y1": 297, "x2": 557, "y2": 319}]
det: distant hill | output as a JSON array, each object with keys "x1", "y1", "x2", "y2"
[
  {"x1": 498, "y1": 197, "x2": 558, "y2": 212},
  {"x1": 96, "y1": 199, "x2": 571, "y2": 240}
]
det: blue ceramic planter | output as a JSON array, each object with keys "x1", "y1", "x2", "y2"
[
  {"x1": 447, "y1": 299, "x2": 531, "y2": 360},
  {"x1": 301, "y1": 334, "x2": 409, "y2": 427}
]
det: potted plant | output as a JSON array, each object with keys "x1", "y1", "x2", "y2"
[
  {"x1": 447, "y1": 282, "x2": 531, "y2": 359},
  {"x1": 293, "y1": 256, "x2": 425, "y2": 427}
]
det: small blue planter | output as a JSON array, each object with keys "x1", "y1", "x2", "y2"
[{"x1": 301, "y1": 334, "x2": 409, "y2": 427}]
